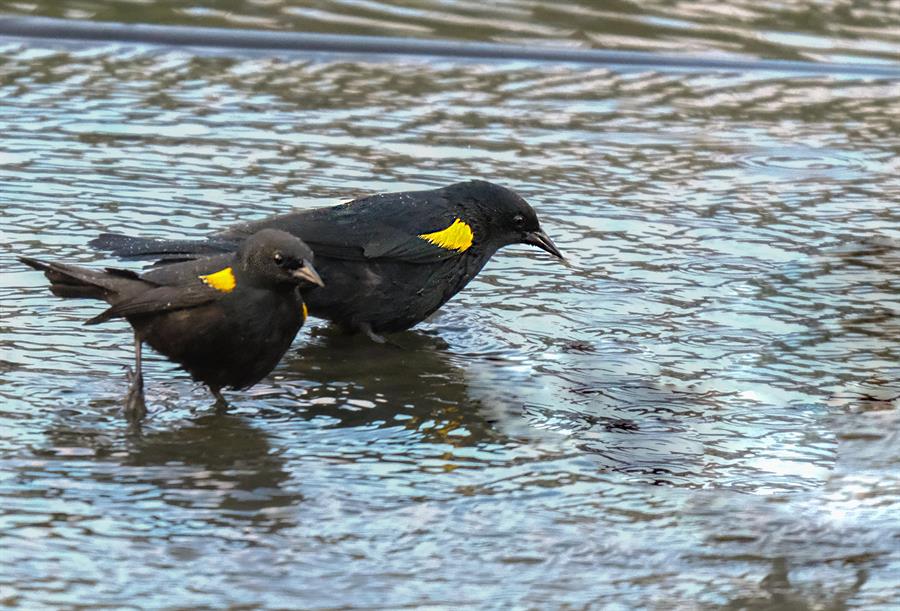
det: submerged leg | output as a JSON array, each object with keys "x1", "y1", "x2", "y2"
[
  {"x1": 210, "y1": 386, "x2": 228, "y2": 412},
  {"x1": 359, "y1": 322, "x2": 387, "y2": 344},
  {"x1": 124, "y1": 335, "x2": 147, "y2": 420}
]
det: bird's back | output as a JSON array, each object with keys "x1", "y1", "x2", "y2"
[{"x1": 220, "y1": 186, "x2": 466, "y2": 261}]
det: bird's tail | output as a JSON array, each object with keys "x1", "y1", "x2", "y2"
[
  {"x1": 89, "y1": 233, "x2": 234, "y2": 263},
  {"x1": 19, "y1": 256, "x2": 139, "y2": 301}
]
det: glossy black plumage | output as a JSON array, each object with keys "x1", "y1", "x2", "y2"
[
  {"x1": 90, "y1": 180, "x2": 563, "y2": 340},
  {"x1": 21, "y1": 229, "x2": 324, "y2": 418}
]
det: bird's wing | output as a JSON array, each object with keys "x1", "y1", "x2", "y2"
[
  {"x1": 222, "y1": 192, "x2": 472, "y2": 264},
  {"x1": 91, "y1": 187, "x2": 477, "y2": 266},
  {"x1": 357, "y1": 220, "x2": 470, "y2": 263},
  {"x1": 86, "y1": 284, "x2": 218, "y2": 325},
  {"x1": 87, "y1": 257, "x2": 236, "y2": 324}
]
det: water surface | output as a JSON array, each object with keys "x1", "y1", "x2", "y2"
[{"x1": 1, "y1": 1, "x2": 899, "y2": 608}]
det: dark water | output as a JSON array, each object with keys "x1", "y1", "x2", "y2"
[{"x1": 1, "y1": 1, "x2": 899, "y2": 608}]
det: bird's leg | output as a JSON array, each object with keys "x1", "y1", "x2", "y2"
[
  {"x1": 359, "y1": 322, "x2": 387, "y2": 344},
  {"x1": 124, "y1": 335, "x2": 147, "y2": 420},
  {"x1": 210, "y1": 387, "x2": 228, "y2": 412}
]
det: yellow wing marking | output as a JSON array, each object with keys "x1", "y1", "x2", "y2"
[
  {"x1": 198, "y1": 267, "x2": 236, "y2": 293},
  {"x1": 417, "y1": 218, "x2": 474, "y2": 252},
  {"x1": 302, "y1": 302, "x2": 308, "y2": 321}
]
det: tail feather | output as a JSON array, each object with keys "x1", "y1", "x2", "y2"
[
  {"x1": 49, "y1": 283, "x2": 108, "y2": 300},
  {"x1": 89, "y1": 232, "x2": 234, "y2": 261},
  {"x1": 19, "y1": 256, "x2": 149, "y2": 315},
  {"x1": 20, "y1": 256, "x2": 114, "y2": 300}
]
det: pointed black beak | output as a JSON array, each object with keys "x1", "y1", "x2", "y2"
[
  {"x1": 522, "y1": 229, "x2": 564, "y2": 260},
  {"x1": 291, "y1": 260, "x2": 325, "y2": 287}
]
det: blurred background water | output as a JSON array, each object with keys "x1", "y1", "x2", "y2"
[{"x1": 1, "y1": 1, "x2": 898, "y2": 608}]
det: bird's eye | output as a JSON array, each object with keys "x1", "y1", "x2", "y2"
[
  {"x1": 273, "y1": 253, "x2": 284, "y2": 266},
  {"x1": 513, "y1": 215, "x2": 525, "y2": 228}
]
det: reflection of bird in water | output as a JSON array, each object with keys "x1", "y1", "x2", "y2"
[
  {"x1": 283, "y1": 328, "x2": 508, "y2": 449},
  {"x1": 817, "y1": 237, "x2": 900, "y2": 439},
  {"x1": 721, "y1": 557, "x2": 867, "y2": 611},
  {"x1": 44, "y1": 412, "x2": 299, "y2": 532},
  {"x1": 827, "y1": 237, "x2": 899, "y2": 340},
  {"x1": 282, "y1": 327, "x2": 605, "y2": 455}
]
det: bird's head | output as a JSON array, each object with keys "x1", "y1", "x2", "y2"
[
  {"x1": 456, "y1": 180, "x2": 563, "y2": 259},
  {"x1": 238, "y1": 229, "x2": 324, "y2": 290}
]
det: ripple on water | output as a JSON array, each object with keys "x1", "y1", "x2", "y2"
[{"x1": 736, "y1": 146, "x2": 871, "y2": 181}]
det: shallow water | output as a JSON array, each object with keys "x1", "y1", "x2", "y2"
[{"x1": 1, "y1": 1, "x2": 899, "y2": 608}]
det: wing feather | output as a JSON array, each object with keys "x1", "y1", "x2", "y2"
[
  {"x1": 222, "y1": 192, "x2": 469, "y2": 264},
  {"x1": 86, "y1": 284, "x2": 217, "y2": 325}
]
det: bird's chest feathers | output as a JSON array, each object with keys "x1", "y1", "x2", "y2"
[{"x1": 217, "y1": 287, "x2": 303, "y2": 337}]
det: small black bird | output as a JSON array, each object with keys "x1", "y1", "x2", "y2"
[
  {"x1": 21, "y1": 229, "x2": 324, "y2": 419},
  {"x1": 90, "y1": 180, "x2": 563, "y2": 342}
]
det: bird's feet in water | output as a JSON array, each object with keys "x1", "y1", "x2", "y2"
[
  {"x1": 123, "y1": 366, "x2": 147, "y2": 420},
  {"x1": 359, "y1": 323, "x2": 408, "y2": 349},
  {"x1": 210, "y1": 387, "x2": 229, "y2": 413},
  {"x1": 359, "y1": 322, "x2": 387, "y2": 344}
]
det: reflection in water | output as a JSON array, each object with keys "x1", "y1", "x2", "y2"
[
  {"x1": 285, "y1": 328, "x2": 506, "y2": 448},
  {"x1": 721, "y1": 557, "x2": 868, "y2": 611},
  {"x1": 126, "y1": 414, "x2": 298, "y2": 525},
  {"x1": 1, "y1": 0, "x2": 898, "y2": 63},
  {"x1": 827, "y1": 238, "x2": 900, "y2": 349},
  {"x1": 39, "y1": 412, "x2": 299, "y2": 532}
]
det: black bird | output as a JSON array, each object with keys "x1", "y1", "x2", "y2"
[
  {"x1": 21, "y1": 229, "x2": 324, "y2": 419},
  {"x1": 90, "y1": 180, "x2": 563, "y2": 342}
]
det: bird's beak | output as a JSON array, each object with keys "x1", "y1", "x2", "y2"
[
  {"x1": 522, "y1": 229, "x2": 564, "y2": 260},
  {"x1": 292, "y1": 261, "x2": 325, "y2": 287}
]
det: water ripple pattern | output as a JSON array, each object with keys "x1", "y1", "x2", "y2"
[
  {"x1": 1, "y1": 7, "x2": 899, "y2": 610},
  {"x1": 2, "y1": 0, "x2": 900, "y2": 63}
]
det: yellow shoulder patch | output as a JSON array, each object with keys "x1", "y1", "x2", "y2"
[
  {"x1": 418, "y1": 218, "x2": 474, "y2": 252},
  {"x1": 198, "y1": 267, "x2": 236, "y2": 293},
  {"x1": 302, "y1": 302, "x2": 308, "y2": 321}
]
